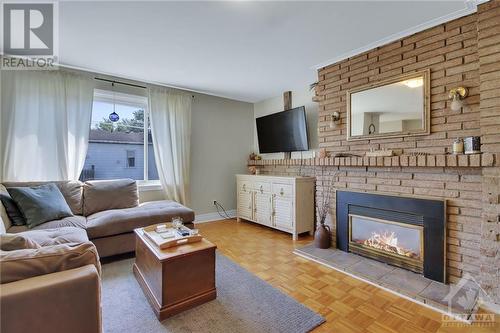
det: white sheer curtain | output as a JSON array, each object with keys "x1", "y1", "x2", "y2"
[
  {"x1": 0, "y1": 70, "x2": 94, "y2": 181},
  {"x1": 149, "y1": 87, "x2": 192, "y2": 205}
]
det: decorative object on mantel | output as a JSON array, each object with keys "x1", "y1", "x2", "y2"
[
  {"x1": 310, "y1": 83, "x2": 321, "y2": 103},
  {"x1": 248, "y1": 166, "x2": 257, "y2": 175},
  {"x1": 464, "y1": 136, "x2": 481, "y2": 155},
  {"x1": 334, "y1": 152, "x2": 362, "y2": 158},
  {"x1": 318, "y1": 148, "x2": 329, "y2": 159},
  {"x1": 249, "y1": 152, "x2": 261, "y2": 161},
  {"x1": 328, "y1": 111, "x2": 340, "y2": 129},
  {"x1": 368, "y1": 123, "x2": 376, "y2": 135},
  {"x1": 314, "y1": 169, "x2": 336, "y2": 249},
  {"x1": 449, "y1": 86, "x2": 469, "y2": 112},
  {"x1": 365, "y1": 149, "x2": 394, "y2": 157},
  {"x1": 452, "y1": 138, "x2": 464, "y2": 155},
  {"x1": 408, "y1": 151, "x2": 429, "y2": 156}
]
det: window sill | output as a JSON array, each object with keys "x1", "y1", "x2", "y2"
[{"x1": 137, "y1": 181, "x2": 162, "y2": 192}]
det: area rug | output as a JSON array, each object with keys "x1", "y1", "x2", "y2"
[{"x1": 102, "y1": 252, "x2": 325, "y2": 333}]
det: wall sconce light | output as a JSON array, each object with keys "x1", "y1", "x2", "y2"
[
  {"x1": 329, "y1": 111, "x2": 340, "y2": 128},
  {"x1": 449, "y1": 87, "x2": 468, "y2": 112}
]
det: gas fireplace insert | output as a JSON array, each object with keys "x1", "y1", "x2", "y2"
[{"x1": 336, "y1": 191, "x2": 446, "y2": 283}]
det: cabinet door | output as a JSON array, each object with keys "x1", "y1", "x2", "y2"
[
  {"x1": 254, "y1": 193, "x2": 272, "y2": 227},
  {"x1": 273, "y1": 196, "x2": 294, "y2": 231},
  {"x1": 238, "y1": 191, "x2": 253, "y2": 221}
]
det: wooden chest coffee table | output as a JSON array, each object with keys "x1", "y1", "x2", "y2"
[{"x1": 133, "y1": 227, "x2": 217, "y2": 320}]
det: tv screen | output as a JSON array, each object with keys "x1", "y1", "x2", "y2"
[{"x1": 256, "y1": 106, "x2": 309, "y2": 153}]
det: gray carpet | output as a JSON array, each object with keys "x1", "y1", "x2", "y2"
[{"x1": 102, "y1": 252, "x2": 325, "y2": 333}]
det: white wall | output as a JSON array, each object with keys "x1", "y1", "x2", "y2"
[
  {"x1": 140, "y1": 93, "x2": 254, "y2": 216},
  {"x1": 190, "y1": 93, "x2": 254, "y2": 214},
  {"x1": 253, "y1": 88, "x2": 318, "y2": 154}
]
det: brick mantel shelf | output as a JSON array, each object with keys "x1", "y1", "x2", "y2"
[{"x1": 249, "y1": 153, "x2": 498, "y2": 168}]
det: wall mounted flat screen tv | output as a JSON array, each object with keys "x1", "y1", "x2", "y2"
[{"x1": 256, "y1": 106, "x2": 309, "y2": 153}]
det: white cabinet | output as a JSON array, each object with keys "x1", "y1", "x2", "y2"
[
  {"x1": 236, "y1": 174, "x2": 315, "y2": 240},
  {"x1": 254, "y1": 192, "x2": 272, "y2": 227},
  {"x1": 273, "y1": 197, "x2": 293, "y2": 231},
  {"x1": 237, "y1": 191, "x2": 253, "y2": 221}
]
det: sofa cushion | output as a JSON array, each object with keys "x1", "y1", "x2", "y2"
[
  {"x1": 86, "y1": 200, "x2": 195, "y2": 239},
  {"x1": 0, "y1": 234, "x2": 41, "y2": 251},
  {"x1": 7, "y1": 216, "x2": 88, "y2": 234},
  {"x1": 7, "y1": 184, "x2": 74, "y2": 228},
  {"x1": 0, "y1": 227, "x2": 99, "y2": 284},
  {"x1": 17, "y1": 227, "x2": 89, "y2": 247},
  {"x1": 0, "y1": 242, "x2": 100, "y2": 284},
  {"x1": 0, "y1": 227, "x2": 88, "y2": 251},
  {"x1": 3, "y1": 181, "x2": 84, "y2": 215},
  {"x1": 83, "y1": 179, "x2": 138, "y2": 216}
]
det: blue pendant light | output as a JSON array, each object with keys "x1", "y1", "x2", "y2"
[
  {"x1": 109, "y1": 82, "x2": 119, "y2": 122},
  {"x1": 109, "y1": 111, "x2": 119, "y2": 122}
]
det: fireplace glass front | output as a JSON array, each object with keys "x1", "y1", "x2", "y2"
[{"x1": 349, "y1": 214, "x2": 424, "y2": 273}]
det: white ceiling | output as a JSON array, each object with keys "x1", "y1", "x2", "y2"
[{"x1": 58, "y1": 1, "x2": 477, "y2": 103}]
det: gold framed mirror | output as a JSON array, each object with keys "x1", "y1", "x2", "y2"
[{"x1": 347, "y1": 69, "x2": 430, "y2": 141}]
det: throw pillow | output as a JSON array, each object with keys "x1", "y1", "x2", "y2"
[
  {"x1": 0, "y1": 192, "x2": 26, "y2": 226},
  {"x1": 7, "y1": 184, "x2": 74, "y2": 228},
  {"x1": 83, "y1": 179, "x2": 139, "y2": 216}
]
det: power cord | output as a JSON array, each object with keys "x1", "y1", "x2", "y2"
[{"x1": 214, "y1": 200, "x2": 232, "y2": 220}]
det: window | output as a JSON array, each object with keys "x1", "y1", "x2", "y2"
[
  {"x1": 80, "y1": 89, "x2": 159, "y2": 183},
  {"x1": 126, "y1": 150, "x2": 136, "y2": 168}
]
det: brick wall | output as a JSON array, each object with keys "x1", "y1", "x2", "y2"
[
  {"x1": 257, "y1": 2, "x2": 500, "y2": 303},
  {"x1": 477, "y1": 1, "x2": 500, "y2": 304},
  {"x1": 259, "y1": 164, "x2": 482, "y2": 285},
  {"x1": 315, "y1": 14, "x2": 480, "y2": 155}
]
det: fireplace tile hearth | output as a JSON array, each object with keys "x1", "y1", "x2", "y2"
[
  {"x1": 299, "y1": 246, "x2": 363, "y2": 269},
  {"x1": 346, "y1": 258, "x2": 395, "y2": 281},
  {"x1": 379, "y1": 267, "x2": 432, "y2": 296},
  {"x1": 420, "y1": 280, "x2": 480, "y2": 314},
  {"x1": 294, "y1": 244, "x2": 478, "y2": 318}
]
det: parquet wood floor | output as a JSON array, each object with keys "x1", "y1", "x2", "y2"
[{"x1": 196, "y1": 219, "x2": 499, "y2": 333}]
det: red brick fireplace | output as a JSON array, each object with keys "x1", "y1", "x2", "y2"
[{"x1": 250, "y1": 1, "x2": 500, "y2": 305}]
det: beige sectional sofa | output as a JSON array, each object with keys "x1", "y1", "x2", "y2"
[
  {"x1": 0, "y1": 179, "x2": 195, "y2": 257},
  {"x1": 1, "y1": 227, "x2": 102, "y2": 333}
]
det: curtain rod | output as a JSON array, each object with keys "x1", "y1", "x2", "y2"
[
  {"x1": 94, "y1": 77, "x2": 147, "y2": 89},
  {"x1": 94, "y1": 77, "x2": 195, "y2": 98}
]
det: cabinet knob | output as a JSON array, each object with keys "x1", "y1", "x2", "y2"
[
  {"x1": 260, "y1": 185, "x2": 263, "y2": 193},
  {"x1": 242, "y1": 184, "x2": 246, "y2": 191},
  {"x1": 280, "y1": 189, "x2": 284, "y2": 195}
]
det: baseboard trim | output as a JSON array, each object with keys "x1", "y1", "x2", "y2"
[
  {"x1": 194, "y1": 210, "x2": 236, "y2": 224},
  {"x1": 478, "y1": 300, "x2": 500, "y2": 315}
]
